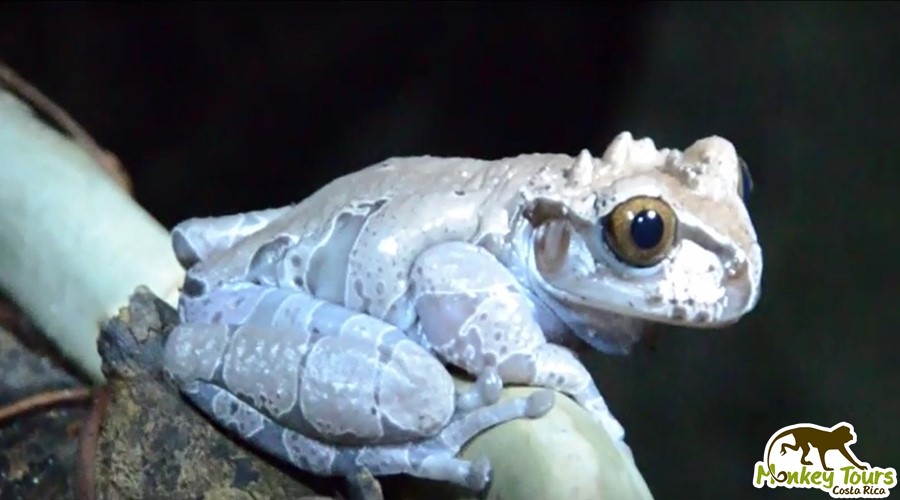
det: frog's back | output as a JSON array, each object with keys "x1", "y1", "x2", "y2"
[
  {"x1": 295, "y1": 155, "x2": 517, "y2": 216},
  {"x1": 189, "y1": 153, "x2": 567, "y2": 327},
  {"x1": 267, "y1": 156, "x2": 529, "y2": 323}
]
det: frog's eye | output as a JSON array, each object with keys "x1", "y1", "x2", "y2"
[
  {"x1": 602, "y1": 196, "x2": 677, "y2": 268},
  {"x1": 738, "y1": 156, "x2": 754, "y2": 203}
]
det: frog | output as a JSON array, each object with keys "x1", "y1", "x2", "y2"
[{"x1": 163, "y1": 131, "x2": 762, "y2": 490}]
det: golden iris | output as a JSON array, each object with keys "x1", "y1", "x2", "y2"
[{"x1": 602, "y1": 196, "x2": 677, "y2": 267}]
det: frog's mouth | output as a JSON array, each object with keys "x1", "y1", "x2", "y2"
[{"x1": 523, "y1": 207, "x2": 761, "y2": 349}]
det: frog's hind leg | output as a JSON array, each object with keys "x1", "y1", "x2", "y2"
[
  {"x1": 410, "y1": 241, "x2": 628, "y2": 447},
  {"x1": 183, "y1": 379, "x2": 553, "y2": 492},
  {"x1": 171, "y1": 206, "x2": 292, "y2": 268}
]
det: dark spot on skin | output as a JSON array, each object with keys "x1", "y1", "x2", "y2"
[
  {"x1": 212, "y1": 312, "x2": 223, "y2": 323},
  {"x1": 290, "y1": 255, "x2": 302, "y2": 267},
  {"x1": 416, "y1": 266, "x2": 423, "y2": 276},
  {"x1": 500, "y1": 346, "x2": 508, "y2": 355},
  {"x1": 249, "y1": 235, "x2": 292, "y2": 273},
  {"x1": 479, "y1": 313, "x2": 487, "y2": 321},
  {"x1": 370, "y1": 407, "x2": 377, "y2": 415},
  {"x1": 370, "y1": 199, "x2": 389, "y2": 212},
  {"x1": 686, "y1": 298, "x2": 695, "y2": 306},
  {"x1": 171, "y1": 231, "x2": 202, "y2": 268},
  {"x1": 672, "y1": 306, "x2": 688, "y2": 320},
  {"x1": 669, "y1": 298, "x2": 678, "y2": 305},
  {"x1": 231, "y1": 457, "x2": 260, "y2": 489},
  {"x1": 377, "y1": 344, "x2": 393, "y2": 365},
  {"x1": 494, "y1": 332, "x2": 502, "y2": 341},
  {"x1": 558, "y1": 375, "x2": 566, "y2": 385},
  {"x1": 454, "y1": 189, "x2": 465, "y2": 196},
  {"x1": 182, "y1": 275, "x2": 206, "y2": 297},
  {"x1": 695, "y1": 311, "x2": 710, "y2": 323},
  {"x1": 293, "y1": 276, "x2": 304, "y2": 288},
  {"x1": 708, "y1": 265, "x2": 716, "y2": 273}
]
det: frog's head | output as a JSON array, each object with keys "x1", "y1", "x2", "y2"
[{"x1": 519, "y1": 132, "x2": 762, "y2": 354}]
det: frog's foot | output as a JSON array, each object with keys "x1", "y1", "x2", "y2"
[
  {"x1": 345, "y1": 468, "x2": 384, "y2": 500},
  {"x1": 497, "y1": 342, "x2": 632, "y2": 456},
  {"x1": 454, "y1": 366, "x2": 503, "y2": 413},
  {"x1": 409, "y1": 389, "x2": 555, "y2": 491},
  {"x1": 182, "y1": 381, "x2": 552, "y2": 492}
]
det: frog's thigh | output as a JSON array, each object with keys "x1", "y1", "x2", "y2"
[
  {"x1": 410, "y1": 241, "x2": 546, "y2": 372},
  {"x1": 171, "y1": 206, "x2": 292, "y2": 267},
  {"x1": 166, "y1": 295, "x2": 458, "y2": 446},
  {"x1": 411, "y1": 242, "x2": 626, "y2": 444}
]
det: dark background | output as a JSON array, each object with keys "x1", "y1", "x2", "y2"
[{"x1": 1, "y1": 2, "x2": 897, "y2": 498}]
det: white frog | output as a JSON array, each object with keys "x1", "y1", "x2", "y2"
[{"x1": 163, "y1": 131, "x2": 762, "y2": 490}]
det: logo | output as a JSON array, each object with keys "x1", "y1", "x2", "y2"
[{"x1": 753, "y1": 422, "x2": 895, "y2": 498}]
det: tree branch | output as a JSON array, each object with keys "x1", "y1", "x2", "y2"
[{"x1": 0, "y1": 86, "x2": 183, "y2": 382}]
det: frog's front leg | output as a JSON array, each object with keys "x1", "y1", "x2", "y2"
[
  {"x1": 166, "y1": 284, "x2": 552, "y2": 491},
  {"x1": 410, "y1": 241, "x2": 627, "y2": 446}
]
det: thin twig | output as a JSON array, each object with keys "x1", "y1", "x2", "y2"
[
  {"x1": 0, "y1": 387, "x2": 92, "y2": 424},
  {"x1": 0, "y1": 62, "x2": 132, "y2": 193},
  {"x1": 77, "y1": 385, "x2": 111, "y2": 500}
]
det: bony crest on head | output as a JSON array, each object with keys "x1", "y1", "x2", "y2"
[
  {"x1": 563, "y1": 149, "x2": 594, "y2": 187},
  {"x1": 663, "y1": 135, "x2": 753, "y2": 204},
  {"x1": 600, "y1": 131, "x2": 668, "y2": 170}
]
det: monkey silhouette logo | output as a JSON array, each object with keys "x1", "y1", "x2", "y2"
[{"x1": 753, "y1": 422, "x2": 896, "y2": 498}]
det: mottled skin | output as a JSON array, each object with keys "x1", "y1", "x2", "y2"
[{"x1": 164, "y1": 131, "x2": 762, "y2": 489}]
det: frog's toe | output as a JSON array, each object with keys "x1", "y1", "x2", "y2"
[
  {"x1": 466, "y1": 456, "x2": 493, "y2": 492},
  {"x1": 476, "y1": 367, "x2": 503, "y2": 406},
  {"x1": 525, "y1": 389, "x2": 556, "y2": 418}
]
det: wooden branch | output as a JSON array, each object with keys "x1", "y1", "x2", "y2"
[
  {"x1": 0, "y1": 86, "x2": 184, "y2": 382},
  {"x1": 0, "y1": 80, "x2": 654, "y2": 499}
]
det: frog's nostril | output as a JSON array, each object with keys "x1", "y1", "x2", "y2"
[{"x1": 182, "y1": 275, "x2": 207, "y2": 297}]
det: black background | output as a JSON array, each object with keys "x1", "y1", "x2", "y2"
[{"x1": 1, "y1": 2, "x2": 897, "y2": 498}]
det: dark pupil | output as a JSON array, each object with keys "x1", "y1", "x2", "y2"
[{"x1": 630, "y1": 210, "x2": 664, "y2": 250}]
